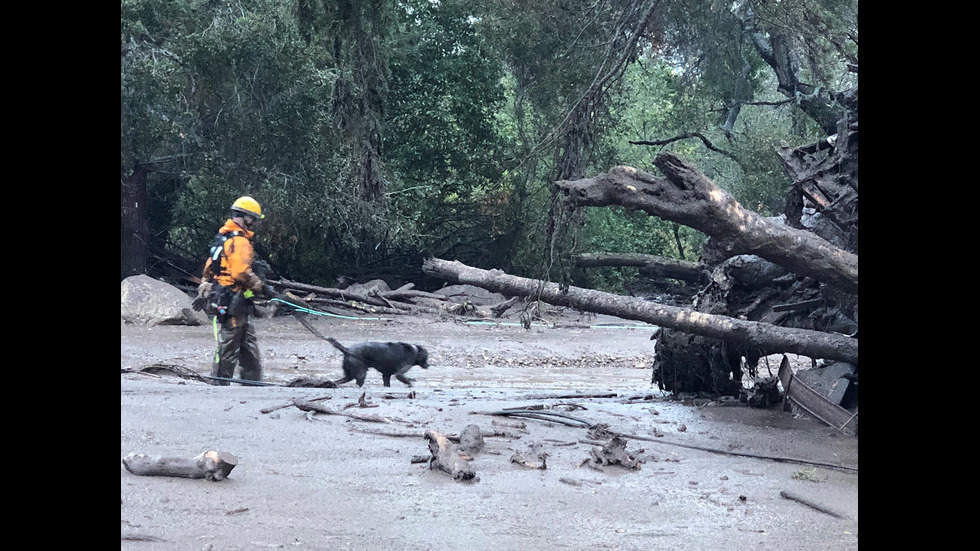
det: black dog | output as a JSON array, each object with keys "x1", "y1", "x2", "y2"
[{"x1": 326, "y1": 337, "x2": 429, "y2": 387}]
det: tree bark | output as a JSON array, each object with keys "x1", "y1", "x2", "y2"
[
  {"x1": 424, "y1": 430, "x2": 477, "y2": 481},
  {"x1": 422, "y1": 258, "x2": 857, "y2": 365},
  {"x1": 120, "y1": 165, "x2": 149, "y2": 280},
  {"x1": 572, "y1": 252, "x2": 706, "y2": 283},
  {"x1": 122, "y1": 450, "x2": 238, "y2": 481},
  {"x1": 556, "y1": 152, "x2": 858, "y2": 295}
]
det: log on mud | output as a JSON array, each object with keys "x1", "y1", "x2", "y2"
[
  {"x1": 122, "y1": 450, "x2": 238, "y2": 481},
  {"x1": 422, "y1": 258, "x2": 858, "y2": 365},
  {"x1": 556, "y1": 152, "x2": 858, "y2": 295},
  {"x1": 424, "y1": 430, "x2": 477, "y2": 481}
]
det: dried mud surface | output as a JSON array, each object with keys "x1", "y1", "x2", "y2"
[{"x1": 121, "y1": 310, "x2": 858, "y2": 550}]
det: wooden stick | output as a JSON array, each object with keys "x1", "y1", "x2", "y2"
[
  {"x1": 779, "y1": 490, "x2": 849, "y2": 519},
  {"x1": 260, "y1": 395, "x2": 332, "y2": 414},
  {"x1": 293, "y1": 398, "x2": 408, "y2": 423}
]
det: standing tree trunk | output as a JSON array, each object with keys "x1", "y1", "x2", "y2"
[{"x1": 121, "y1": 164, "x2": 149, "y2": 280}]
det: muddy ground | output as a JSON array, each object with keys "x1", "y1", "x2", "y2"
[{"x1": 121, "y1": 308, "x2": 858, "y2": 550}]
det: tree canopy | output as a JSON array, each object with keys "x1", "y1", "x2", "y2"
[{"x1": 121, "y1": 0, "x2": 858, "y2": 291}]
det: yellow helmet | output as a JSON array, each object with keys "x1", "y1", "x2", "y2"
[{"x1": 231, "y1": 196, "x2": 265, "y2": 219}]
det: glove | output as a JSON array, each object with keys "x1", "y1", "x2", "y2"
[{"x1": 192, "y1": 281, "x2": 213, "y2": 311}]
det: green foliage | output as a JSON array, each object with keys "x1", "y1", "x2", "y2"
[
  {"x1": 122, "y1": 0, "x2": 857, "y2": 289},
  {"x1": 387, "y1": 0, "x2": 507, "y2": 197},
  {"x1": 576, "y1": 208, "x2": 670, "y2": 292},
  {"x1": 383, "y1": 0, "x2": 515, "y2": 271}
]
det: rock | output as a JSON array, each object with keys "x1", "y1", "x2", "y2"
[
  {"x1": 121, "y1": 275, "x2": 208, "y2": 326},
  {"x1": 457, "y1": 424, "x2": 485, "y2": 454},
  {"x1": 434, "y1": 284, "x2": 506, "y2": 306},
  {"x1": 345, "y1": 279, "x2": 391, "y2": 295},
  {"x1": 794, "y1": 361, "x2": 857, "y2": 406}
]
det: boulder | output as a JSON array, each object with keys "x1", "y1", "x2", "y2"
[
  {"x1": 434, "y1": 284, "x2": 506, "y2": 306},
  {"x1": 345, "y1": 279, "x2": 392, "y2": 296},
  {"x1": 121, "y1": 274, "x2": 209, "y2": 326}
]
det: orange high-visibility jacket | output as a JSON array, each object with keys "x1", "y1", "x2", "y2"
[{"x1": 203, "y1": 219, "x2": 264, "y2": 292}]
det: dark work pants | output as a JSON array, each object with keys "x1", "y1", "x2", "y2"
[{"x1": 211, "y1": 313, "x2": 262, "y2": 384}]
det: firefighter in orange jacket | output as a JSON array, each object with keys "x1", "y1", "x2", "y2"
[{"x1": 200, "y1": 196, "x2": 269, "y2": 385}]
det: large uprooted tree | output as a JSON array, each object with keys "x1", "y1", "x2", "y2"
[
  {"x1": 424, "y1": 87, "x2": 857, "y2": 397},
  {"x1": 561, "y1": 88, "x2": 857, "y2": 395},
  {"x1": 427, "y1": 0, "x2": 858, "y2": 399}
]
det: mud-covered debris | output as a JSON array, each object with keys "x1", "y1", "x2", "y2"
[
  {"x1": 510, "y1": 451, "x2": 548, "y2": 470},
  {"x1": 588, "y1": 435, "x2": 641, "y2": 470},
  {"x1": 286, "y1": 376, "x2": 338, "y2": 388},
  {"x1": 424, "y1": 430, "x2": 477, "y2": 481},
  {"x1": 739, "y1": 376, "x2": 782, "y2": 408},
  {"x1": 587, "y1": 423, "x2": 616, "y2": 440},
  {"x1": 491, "y1": 419, "x2": 528, "y2": 431},
  {"x1": 457, "y1": 424, "x2": 485, "y2": 454}
]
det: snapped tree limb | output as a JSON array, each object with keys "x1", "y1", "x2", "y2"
[
  {"x1": 555, "y1": 152, "x2": 858, "y2": 295},
  {"x1": 422, "y1": 258, "x2": 857, "y2": 364}
]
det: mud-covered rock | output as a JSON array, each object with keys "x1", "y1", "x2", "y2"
[
  {"x1": 434, "y1": 284, "x2": 506, "y2": 306},
  {"x1": 121, "y1": 274, "x2": 208, "y2": 326}
]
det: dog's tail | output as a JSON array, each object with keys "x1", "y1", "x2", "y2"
[{"x1": 325, "y1": 336, "x2": 351, "y2": 356}]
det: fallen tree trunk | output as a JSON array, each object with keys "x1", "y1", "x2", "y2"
[
  {"x1": 572, "y1": 252, "x2": 706, "y2": 284},
  {"x1": 122, "y1": 450, "x2": 238, "y2": 481},
  {"x1": 422, "y1": 258, "x2": 857, "y2": 365},
  {"x1": 556, "y1": 152, "x2": 858, "y2": 295}
]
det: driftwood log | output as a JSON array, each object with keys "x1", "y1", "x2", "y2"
[
  {"x1": 422, "y1": 258, "x2": 857, "y2": 365},
  {"x1": 556, "y1": 152, "x2": 858, "y2": 295},
  {"x1": 424, "y1": 430, "x2": 477, "y2": 481},
  {"x1": 122, "y1": 450, "x2": 238, "y2": 481}
]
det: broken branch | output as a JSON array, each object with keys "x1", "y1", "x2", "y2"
[
  {"x1": 556, "y1": 152, "x2": 858, "y2": 294},
  {"x1": 424, "y1": 430, "x2": 477, "y2": 481},
  {"x1": 780, "y1": 490, "x2": 849, "y2": 519}
]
